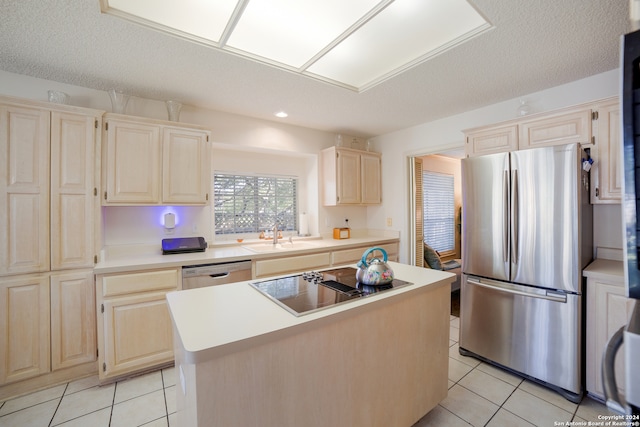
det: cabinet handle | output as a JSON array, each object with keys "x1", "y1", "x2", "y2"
[{"x1": 595, "y1": 187, "x2": 599, "y2": 197}]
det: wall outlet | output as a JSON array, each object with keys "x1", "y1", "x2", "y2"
[{"x1": 386, "y1": 217, "x2": 393, "y2": 227}]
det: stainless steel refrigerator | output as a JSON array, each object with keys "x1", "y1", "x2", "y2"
[{"x1": 460, "y1": 142, "x2": 593, "y2": 403}]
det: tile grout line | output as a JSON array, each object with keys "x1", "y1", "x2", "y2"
[
  {"x1": 109, "y1": 381, "x2": 117, "y2": 427},
  {"x1": 47, "y1": 382, "x2": 68, "y2": 427}
]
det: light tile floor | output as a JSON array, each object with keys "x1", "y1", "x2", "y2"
[
  {"x1": 0, "y1": 315, "x2": 621, "y2": 427},
  {"x1": 413, "y1": 315, "x2": 621, "y2": 427}
]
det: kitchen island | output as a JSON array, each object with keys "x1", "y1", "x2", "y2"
[{"x1": 166, "y1": 262, "x2": 454, "y2": 427}]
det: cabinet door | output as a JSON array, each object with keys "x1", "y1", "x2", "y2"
[
  {"x1": 99, "y1": 291, "x2": 174, "y2": 380},
  {"x1": 0, "y1": 275, "x2": 50, "y2": 384},
  {"x1": 162, "y1": 127, "x2": 210, "y2": 204},
  {"x1": 465, "y1": 125, "x2": 518, "y2": 157},
  {"x1": 519, "y1": 109, "x2": 592, "y2": 149},
  {"x1": 50, "y1": 111, "x2": 97, "y2": 269},
  {"x1": 0, "y1": 104, "x2": 50, "y2": 276},
  {"x1": 591, "y1": 101, "x2": 622, "y2": 204},
  {"x1": 360, "y1": 153, "x2": 381, "y2": 204},
  {"x1": 337, "y1": 150, "x2": 361, "y2": 204},
  {"x1": 104, "y1": 119, "x2": 161, "y2": 204},
  {"x1": 50, "y1": 270, "x2": 96, "y2": 371},
  {"x1": 586, "y1": 279, "x2": 635, "y2": 399}
]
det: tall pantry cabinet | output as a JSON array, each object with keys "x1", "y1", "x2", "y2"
[{"x1": 0, "y1": 96, "x2": 101, "y2": 395}]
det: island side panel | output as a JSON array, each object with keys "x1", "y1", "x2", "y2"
[{"x1": 176, "y1": 281, "x2": 450, "y2": 427}]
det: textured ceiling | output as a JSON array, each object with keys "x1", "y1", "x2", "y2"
[{"x1": 0, "y1": 0, "x2": 631, "y2": 137}]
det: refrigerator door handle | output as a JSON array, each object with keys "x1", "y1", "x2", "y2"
[
  {"x1": 466, "y1": 277, "x2": 567, "y2": 302},
  {"x1": 602, "y1": 325, "x2": 628, "y2": 415},
  {"x1": 511, "y1": 170, "x2": 519, "y2": 263},
  {"x1": 503, "y1": 170, "x2": 509, "y2": 263}
]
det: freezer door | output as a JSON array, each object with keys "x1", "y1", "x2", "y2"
[
  {"x1": 460, "y1": 275, "x2": 582, "y2": 396},
  {"x1": 510, "y1": 144, "x2": 584, "y2": 293},
  {"x1": 461, "y1": 152, "x2": 510, "y2": 282}
]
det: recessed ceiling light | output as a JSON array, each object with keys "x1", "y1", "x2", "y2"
[
  {"x1": 275, "y1": 111, "x2": 288, "y2": 118},
  {"x1": 101, "y1": 0, "x2": 492, "y2": 92}
]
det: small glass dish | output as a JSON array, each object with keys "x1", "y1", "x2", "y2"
[{"x1": 48, "y1": 90, "x2": 70, "y2": 104}]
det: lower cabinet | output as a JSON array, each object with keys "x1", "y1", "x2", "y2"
[
  {"x1": 0, "y1": 269, "x2": 95, "y2": 387},
  {"x1": 96, "y1": 268, "x2": 179, "y2": 381},
  {"x1": 50, "y1": 270, "x2": 96, "y2": 371},
  {"x1": 0, "y1": 275, "x2": 50, "y2": 385},
  {"x1": 254, "y1": 253, "x2": 331, "y2": 278},
  {"x1": 252, "y1": 242, "x2": 400, "y2": 278},
  {"x1": 586, "y1": 273, "x2": 635, "y2": 399},
  {"x1": 331, "y1": 242, "x2": 399, "y2": 265}
]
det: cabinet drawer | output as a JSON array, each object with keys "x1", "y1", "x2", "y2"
[
  {"x1": 331, "y1": 243, "x2": 399, "y2": 266},
  {"x1": 101, "y1": 269, "x2": 178, "y2": 297},
  {"x1": 254, "y1": 253, "x2": 331, "y2": 278}
]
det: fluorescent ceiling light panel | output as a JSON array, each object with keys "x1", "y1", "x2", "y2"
[
  {"x1": 307, "y1": 0, "x2": 491, "y2": 89},
  {"x1": 226, "y1": 0, "x2": 381, "y2": 68},
  {"x1": 100, "y1": 0, "x2": 492, "y2": 92},
  {"x1": 106, "y1": 0, "x2": 238, "y2": 43}
]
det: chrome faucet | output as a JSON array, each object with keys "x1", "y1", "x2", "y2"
[{"x1": 272, "y1": 223, "x2": 279, "y2": 246}]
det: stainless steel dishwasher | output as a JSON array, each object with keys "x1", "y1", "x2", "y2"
[{"x1": 182, "y1": 260, "x2": 252, "y2": 289}]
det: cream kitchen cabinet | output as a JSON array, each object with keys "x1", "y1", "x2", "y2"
[
  {"x1": 252, "y1": 241, "x2": 400, "y2": 278},
  {"x1": 584, "y1": 260, "x2": 635, "y2": 400},
  {"x1": 254, "y1": 253, "x2": 331, "y2": 278},
  {"x1": 518, "y1": 108, "x2": 592, "y2": 150},
  {"x1": 320, "y1": 146, "x2": 381, "y2": 206},
  {"x1": 50, "y1": 270, "x2": 96, "y2": 371},
  {"x1": 102, "y1": 114, "x2": 211, "y2": 205},
  {"x1": 0, "y1": 97, "x2": 100, "y2": 276},
  {"x1": 0, "y1": 96, "x2": 100, "y2": 397},
  {"x1": 0, "y1": 275, "x2": 50, "y2": 385},
  {"x1": 96, "y1": 268, "x2": 179, "y2": 381},
  {"x1": 0, "y1": 269, "x2": 97, "y2": 392},
  {"x1": 330, "y1": 242, "x2": 399, "y2": 265},
  {"x1": 464, "y1": 97, "x2": 616, "y2": 158},
  {"x1": 590, "y1": 99, "x2": 622, "y2": 204},
  {"x1": 465, "y1": 124, "x2": 518, "y2": 157}
]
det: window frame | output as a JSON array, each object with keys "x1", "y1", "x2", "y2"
[{"x1": 213, "y1": 172, "x2": 299, "y2": 237}]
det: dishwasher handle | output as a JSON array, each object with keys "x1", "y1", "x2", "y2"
[
  {"x1": 182, "y1": 260, "x2": 252, "y2": 278},
  {"x1": 209, "y1": 272, "x2": 230, "y2": 279}
]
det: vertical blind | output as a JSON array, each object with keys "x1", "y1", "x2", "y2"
[{"x1": 422, "y1": 171, "x2": 455, "y2": 252}]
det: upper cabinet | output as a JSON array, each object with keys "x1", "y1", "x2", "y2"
[
  {"x1": 464, "y1": 97, "x2": 621, "y2": 204},
  {"x1": 102, "y1": 114, "x2": 211, "y2": 205},
  {"x1": 465, "y1": 124, "x2": 518, "y2": 157},
  {"x1": 320, "y1": 147, "x2": 382, "y2": 206},
  {"x1": 590, "y1": 99, "x2": 622, "y2": 204},
  {"x1": 0, "y1": 97, "x2": 101, "y2": 276},
  {"x1": 519, "y1": 108, "x2": 592, "y2": 150}
]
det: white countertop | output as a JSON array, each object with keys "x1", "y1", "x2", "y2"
[
  {"x1": 166, "y1": 261, "x2": 454, "y2": 363},
  {"x1": 583, "y1": 258, "x2": 625, "y2": 285},
  {"x1": 94, "y1": 235, "x2": 399, "y2": 274}
]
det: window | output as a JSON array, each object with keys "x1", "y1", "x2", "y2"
[
  {"x1": 213, "y1": 173, "x2": 298, "y2": 235},
  {"x1": 422, "y1": 171, "x2": 455, "y2": 253}
]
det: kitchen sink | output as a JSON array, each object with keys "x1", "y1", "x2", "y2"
[{"x1": 243, "y1": 241, "x2": 323, "y2": 253}]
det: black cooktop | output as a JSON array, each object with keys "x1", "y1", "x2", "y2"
[{"x1": 249, "y1": 267, "x2": 412, "y2": 316}]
